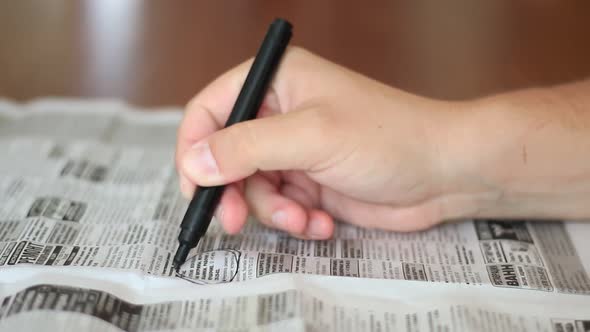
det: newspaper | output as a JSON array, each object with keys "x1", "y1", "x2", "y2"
[{"x1": 0, "y1": 98, "x2": 589, "y2": 331}]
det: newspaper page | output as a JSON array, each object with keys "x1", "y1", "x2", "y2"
[
  {"x1": 0, "y1": 98, "x2": 589, "y2": 331},
  {"x1": 0, "y1": 267, "x2": 590, "y2": 332}
]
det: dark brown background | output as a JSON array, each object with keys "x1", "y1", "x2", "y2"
[{"x1": 1, "y1": 1, "x2": 589, "y2": 108}]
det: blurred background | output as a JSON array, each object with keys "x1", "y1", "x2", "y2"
[{"x1": 0, "y1": 0, "x2": 589, "y2": 107}]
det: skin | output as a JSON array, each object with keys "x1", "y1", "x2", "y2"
[{"x1": 175, "y1": 47, "x2": 590, "y2": 240}]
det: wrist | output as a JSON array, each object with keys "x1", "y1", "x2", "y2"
[
  {"x1": 423, "y1": 99, "x2": 506, "y2": 221},
  {"x1": 444, "y1": 88, "x2": 590, "y2": 220}
]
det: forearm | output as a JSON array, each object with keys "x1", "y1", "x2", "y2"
[{"x1": 448, "y1": 79, "x2": 590, "y2": 219}]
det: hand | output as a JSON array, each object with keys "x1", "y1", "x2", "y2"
[{"x1": 175, "y1": 47, "x2": 488, "y2": 239}]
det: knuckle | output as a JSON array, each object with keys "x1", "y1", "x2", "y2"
[
  {"x1": 297, "y1": 108, "x2": 344, "y2": 170},
  {"x1": 231, "y1": 122, "x2": 261, "y2": 167},
  {"x1": 289, "y1": 45, "x2": 303, "y2": 53},
  {"x1": 287, "y1": 46, "x2": 307, "y2": 59},
  {"x1": 284, "y1": 46, "x2": 314, "y2": 69},
  {"x1": 305, "y1": 108, "x2": 339, "y2": 142}
]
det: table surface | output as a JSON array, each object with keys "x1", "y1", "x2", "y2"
[{"x1": 1, "y1": 1, "x2": 589, "y2": 108}]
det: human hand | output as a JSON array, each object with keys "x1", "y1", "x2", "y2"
[{"x1": 175, "y1": 47, "x2": 483, "y2": 239}]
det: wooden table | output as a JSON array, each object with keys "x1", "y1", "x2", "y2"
[{"x1": 1, "y1": 1, "x2": 589, "y2": 107}]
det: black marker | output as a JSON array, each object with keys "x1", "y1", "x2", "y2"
[{"x1": 173, "y1": 18, "x2": 293, "y2": 271}]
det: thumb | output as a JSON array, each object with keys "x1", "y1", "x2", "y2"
[{"x1": 180, "y1": 108, "x2": 336, "y2": 186}]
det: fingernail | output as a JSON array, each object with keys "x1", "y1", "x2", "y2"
[
  {"x1": 185, "y1": 142, "x2": 219, "y2": 177},
  {"x1": 271, "y1": 210, "x2": 288, "y2": 229},
  {"x1": 306, "y1": 219, "x2": 326, "y2": 239}
]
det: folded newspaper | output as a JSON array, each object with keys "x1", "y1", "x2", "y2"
[{"x1": 0, "y1": 98, "x2": 589, "y2": 332}]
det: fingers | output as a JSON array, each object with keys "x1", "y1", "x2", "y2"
[
  {"x1": 183, "y1": 182, "x2": 249, "y2": 235},
  {"x1": 280, "y1": 171, "x2": 321, "y2": 207},
  {"x1": 175, "y1": 47, "x2": 367, "y2": 237},
  {"x1": 244, "y1": 173, "x2": 334, "y2": 239},
  {"x1": 180, "y1": 108, "x2": 339, "y2": 186},
  {"x1": 212, "y1": 178, "x2": 442, "y2": 236},
  {"x1": 280, "y1": 184, "x2": 314, "y2": 208},
  {"x1": 214, "y1": 183, "x2": 249, "y2": 235},
  {"x1": 175, "y1": 47, "x2": 327, "y2": 178},
  {"x1": 176, "y1": 47, "x2": 345, "y2": 190},
  {"x1": 244, "y1": 173, "x2": 308, "y2": 234},
  {"x1": 206, "y1": 172, "x2": 334, "y2": 239},
  {"x1": 302, "y1": 209, "x2": 334, "y2": 240}
]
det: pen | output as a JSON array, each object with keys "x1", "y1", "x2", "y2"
[{"x1": 173, "y1": 18, "x2": 293, "y2": 272}]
